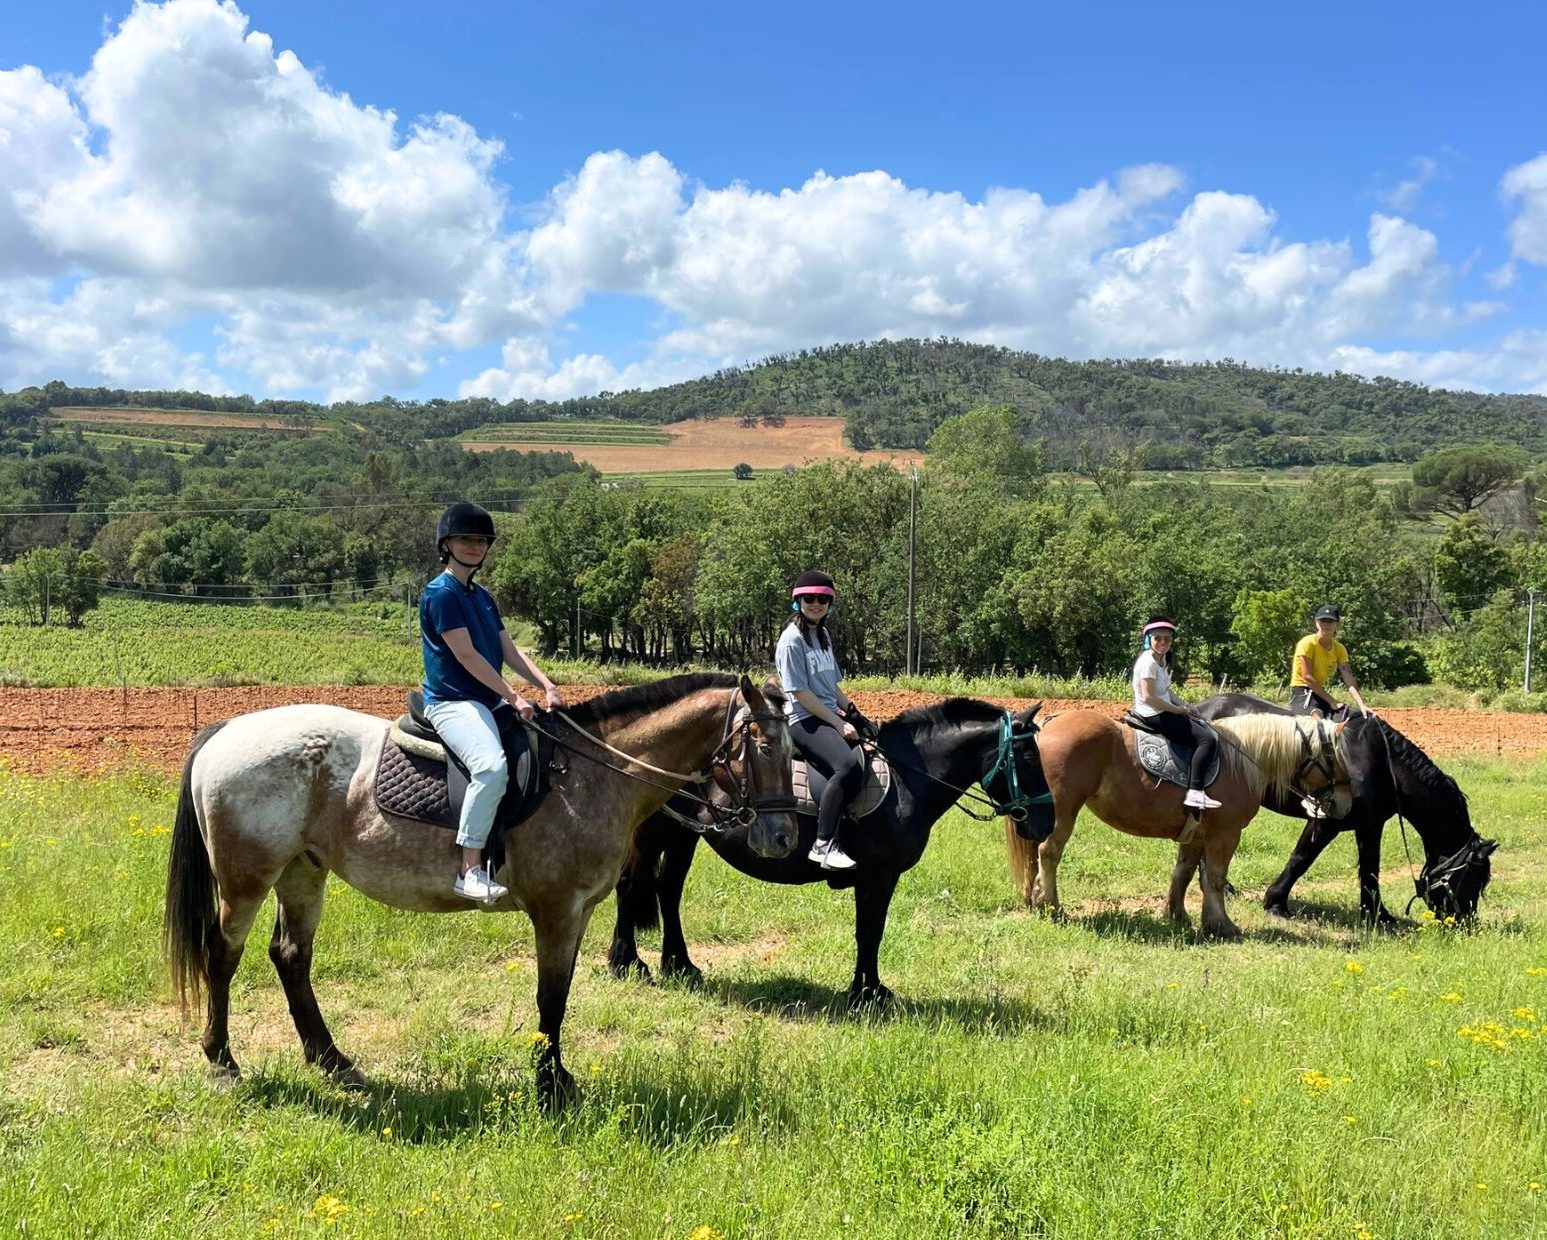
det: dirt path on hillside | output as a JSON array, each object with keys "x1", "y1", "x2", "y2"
[{"x1": 0, "y1": 686, "x2": 1540, "y2": 776}]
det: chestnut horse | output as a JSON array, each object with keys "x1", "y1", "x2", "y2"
[
  {"x1": 1004, "y1": 711, "x2": 1352, "y2": 938},
  {"x1": 163, "y1": 673, "x2": 796, "y2": 1105}
]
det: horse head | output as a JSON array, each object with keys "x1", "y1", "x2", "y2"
[
  {"x1": 1293, "y1": 718, "x2": 1355, "y2": 820},
  {"x1": 1414, "y1": 836, "x2": 1497, "y2": 923},
  {"x1": 711, "y1": 675, "x2": 799, "y2": 859},
  {"x1": 982, "y1": 703, "x2": 1055, "y2": 843}
]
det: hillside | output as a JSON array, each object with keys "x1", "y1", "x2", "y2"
[{"x1": 6, "y1": 339, "x2": 1547, "y2": 468}]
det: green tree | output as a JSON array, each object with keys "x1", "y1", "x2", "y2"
[
  {"x1": 1229, "y1": 587, "x2": 1310, "y2": 685},
  {"x1": 245, "y1": 512, "x2": 345, "y2": 598},
  {"x1": 1433, "y1": 514, "x2": 1512, "y2": 615},
  {"x1": 4, "y1": 547, "x2": 106, "y2": 625},
  {"x1": 1410, "y1": 445, "x2": 1528, "y2": 519},
  {"x1": 926, "y1": 404, "x2": 1045, "y2": 498}
]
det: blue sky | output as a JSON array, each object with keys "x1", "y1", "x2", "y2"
[{"x1": 2, "y1": 0, "x2": 1545, "y2": 401}]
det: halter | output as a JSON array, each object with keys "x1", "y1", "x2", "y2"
[
  {"x1": 531, "y1": 689, "x2": 797, "y2": 832},
  {"x1": 1289, "y1": 718, "x2": 1350, "y2": 816},
  {"x1": 877, "y1": 711, "x2": 1052, "y2": 823}
]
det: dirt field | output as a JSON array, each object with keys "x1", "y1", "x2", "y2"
[
  {"x1": 1, "y1": 686, "x2": 1540, "y2": 776},
  {"x1": 462, "y1": 415, "x2": 915, "y2": 472},
  {"x1": 48, "y1": 407, "x2": 326, "y2": 432}
]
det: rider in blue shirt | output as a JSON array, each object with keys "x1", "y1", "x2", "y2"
[{"x1": 420, "y1": 502, "x2": 562, "y2": 903}]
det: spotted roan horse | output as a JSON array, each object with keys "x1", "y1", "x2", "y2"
[
  {"x1": 1004, "y1": 710, "x2": 1353, "y2": 939},
  {"x1": 1195, "y1": 692, "x2": 1496, "y2": 925},
  {"x1": 163, "y1": 673, "x2": 797, "y2": 1106}
]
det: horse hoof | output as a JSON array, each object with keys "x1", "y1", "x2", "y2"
[
  {"x1": 848, "y1": 984, "x2": 894, "y2": 1012},
  {"x1": 1264, "y1": 903, "x2": 1292, "y2": 921},
  {"x1": 329, "y1": 1063, "x2": 370, "y2": 1092},
  {"x1": 661, "y1": 960, "x2": 703, "y2": 986},
  {"x1": 208, "y1": 1064, "x2": 241, "y2": 1089},
  {"x1": 1203, "y1": 923, "x2": 1243, "y2": 942},
  {"x1": 538, "y1": 1068, "x2": 579, "y2": 1113},
  {"x1": 608, "y1": 956, "x2": 651, "y2": 982}
]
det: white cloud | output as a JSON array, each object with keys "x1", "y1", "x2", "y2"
[
  {"x1": 1376, "y1": 156, "x2": 1438, "y2": 213},
  {"x1": 0, "y1": 0, "x2": 1542, "y2": 401},
  {"x1": 1502, "y1": 151, "x2": 1547, "y2": 265}
]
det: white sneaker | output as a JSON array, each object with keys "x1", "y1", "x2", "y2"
[
  {"x1": 808, "y1": 838, "x2": 857, "y2": 871},
  {"x1": 1183, "y1": 789, "x2": 1222, "y2": 811},
  {"x1": 454, "y1": 864, "x2": 508, "y2": 902}
]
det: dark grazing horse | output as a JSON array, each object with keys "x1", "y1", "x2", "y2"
[
  {"x1": 607, "y1": 698, "x2": 1050, "y2": 1007},
  {"x1": 1194, "y1": 692, "x2": 1496, "y2": 925}
]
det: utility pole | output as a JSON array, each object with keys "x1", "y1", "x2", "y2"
[
  {"x1": 906, "y1": 461, "x2": 918, "y2": 676},
  {"x1": 42, "y1": 573, "x2": 50, "y2": 628},
  {"x1": 1527, "y1": 590, "x2": 1537, "y2": 694},
  {"x1": 574, "y1": 596, "x2": 582, "y2": 660}
]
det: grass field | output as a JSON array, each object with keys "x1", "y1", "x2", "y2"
[
  {"x1": 602, "y1": 469, "x2": 774, "y2": 489},
  {"x1": 0, "y1": 757, "x2": 1543, "y2": 1236}
]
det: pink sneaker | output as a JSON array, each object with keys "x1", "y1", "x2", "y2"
[{"x1": 1183, "y1": 789, "x2": 1222, "y2": 811}]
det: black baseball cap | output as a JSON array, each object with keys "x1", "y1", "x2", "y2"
[{"x1": 1313, "y1": 604, "x2": 1342, "y2": 621}]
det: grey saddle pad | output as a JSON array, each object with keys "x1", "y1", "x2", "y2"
[
  {"x1": 1133, "y1": 726, "x2": 1221, "y2": 790},
  {"x1": 791, "y1": 746, "x2": 893, "y2": 820}
]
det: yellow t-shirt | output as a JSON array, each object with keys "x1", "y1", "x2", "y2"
[{"x1": 1290, "y1": 634, "x2": 1349, "y2": 688}]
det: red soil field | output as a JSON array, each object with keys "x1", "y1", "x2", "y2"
[
  {"x1": 0, "y1": 686, "x2": 1539, "y2": 777},
  {"x1": 462, "y1": 415, "x2": 914, "y2": 472}
]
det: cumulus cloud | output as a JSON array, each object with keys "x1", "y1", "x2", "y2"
[
  {"x1": 1502, "y1": 152, "x2": 1547, "y2": 266},
  {"x1": 0, "y1": 0, "x2": 1541, "y2": 400}
]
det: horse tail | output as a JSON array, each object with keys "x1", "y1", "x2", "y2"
[
  {"x1": 1004, "y1": 817, "x2": 1038, "y2": 905},
  {"x1": 163, "y1": 721, "x2": 228, "y2": 1015}
]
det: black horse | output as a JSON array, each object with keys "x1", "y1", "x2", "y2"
[
  {"x1": 1195, "y1": 692, "x2": 1496, "y2": 925},
  {"x1": 608, "y1": 699, "x2": 1050, "y2": 1006}
]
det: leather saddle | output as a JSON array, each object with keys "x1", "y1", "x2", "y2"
[
  {"x1": 1120, "y1": 712, "x2": 1221, "y2": 790},
  {"x1": 374, "y1": 691, "x2": 559, "y2": 873},
  {"x1": 792, "y1": 745, "x2": 893, "y2": 821}
]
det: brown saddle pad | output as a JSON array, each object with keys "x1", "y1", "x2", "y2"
[
  {"x1": 374, "y1": 722, "x2": 536, "y2": 829},
  {"x1": 790, "y1": 745, "x2": 892, "y2": 820}
]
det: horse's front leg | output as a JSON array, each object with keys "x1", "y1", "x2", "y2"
[
  {"x1": 1263, "y1": 819, "x2": 1341, "y2": 918},
  {"x1": 1032, "y1": 813, "x2": 1076, "y2": 914},
  {"x1": 1198, "y1": 824, "x2": 1245, "y2": 940},
  {"x1": 849, "y1": 870, "x2": 901, "y2": 1009},
  {"x1": 1352, "y1": 821, "x2": 1399, "y2": 930},
  {"x1": 532, "y1": 901, "x2": 589, "y2": 1109}
]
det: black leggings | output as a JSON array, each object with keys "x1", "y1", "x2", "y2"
[
  {"x1": 1290, "y1": 687, "x2": 1348, "y2": 719},
  {"x1": 1144, "y1": 710, "x2": 1218, "y2": 792},
  {"x1": 792, "y1": 716, "x2": 865, "y2": 842}
]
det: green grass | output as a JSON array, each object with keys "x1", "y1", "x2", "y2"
[
  {"x1": 459, "y1": 421, "x2": 674, "y2": 445},
  {"x1": 0, "y1": 758, "x2": 1544, "y2": 1236}
]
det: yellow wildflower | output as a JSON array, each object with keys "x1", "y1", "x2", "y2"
[
  {"x1": 1514, "y1": 1007, "x2": 1536, "y2": 1021},
  {"x1": 1344, "y1": 960, "x2": 1364, "y2": 975},
  {"x1": 1440, "y1": 993, "x2": 1462, "y2": 1002},
  {"x1": 688, "y1": 1229, "x2": 724, "y2": 1240}
]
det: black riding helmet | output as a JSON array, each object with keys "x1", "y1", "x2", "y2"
[{"x1": 436, "y1": 502, "x2": 496, "y2": 565}]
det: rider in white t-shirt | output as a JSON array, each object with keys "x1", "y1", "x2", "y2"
[{"x1": 1131, "y1": 616, "x2": 1220, "y2": 812}]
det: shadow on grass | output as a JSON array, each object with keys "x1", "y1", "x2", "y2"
[
  {"x1": 707, "y1": 972, "x2": 1062, "y2": 1037},
  {"x1": 238, "y1": 1052, "x2": 788, "y2": 1150}
]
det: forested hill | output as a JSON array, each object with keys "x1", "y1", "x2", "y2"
[{"x1": 7, "y1": 339, "x2": 1547, "y2": 467}]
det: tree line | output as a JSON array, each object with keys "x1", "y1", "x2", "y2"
[{"x1": 8, "y1": 337, "x2": 1547, "y2": 466}]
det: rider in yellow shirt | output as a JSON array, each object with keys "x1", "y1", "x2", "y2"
[{"x1": 1288, "y1": 604, "x2": 1373, "y2": 721}]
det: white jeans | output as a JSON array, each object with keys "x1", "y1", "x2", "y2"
[{"x1": 424, "y1": 699, "x2": 509, "y2": 849}]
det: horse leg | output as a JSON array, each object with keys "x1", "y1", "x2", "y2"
[
  {"x1": 531, "y1": 903, "x2": 588, "y2": 1109},
  {"x1": 608, "y1": 840, "x2": 661, "y2": 981},
  {"x1": 849, "y1": 870, "x2": 901, "y2": 1009},
  {"x1": 1262, "y1": 820, "x2": 1341, "y2": 919},
  {"x1": 656, "y1": 832, "x2": 702, "y2": 983},
  {"x1": 1352, "y1": 822, "x2": 1399, "y2": 930},
  {"x1": 1167, "y1": 837, "x2": 1205, "y2": 926},
  {"x1": 1031, "y1": 811, "x2": 1077, "y2": 915},
  {"x1": 1199, "y1": 825, "x2": 1245, "y2": 940},
  {"x1": 201, "y1": 886, "x2": 267, "y2": 1084},
  {"x1": 268, "y1": 858, "x2": 365, "y2": 1088}
]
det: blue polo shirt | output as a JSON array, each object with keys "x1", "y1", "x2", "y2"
[{"x1": 420, "y1": 572, "x2": 506, "y2": 708}]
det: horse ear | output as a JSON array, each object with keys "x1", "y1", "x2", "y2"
[
  {"x1": 738, "y1": 673, "x2": 764, "y2": 709},
  {"x1": 1479, "y1": 838, "x2": 1499, "y2": 857}
]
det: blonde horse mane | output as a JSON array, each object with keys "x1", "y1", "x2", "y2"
[{"x1": 1211, "y1": 714, "x2": 1341, "y2": 801}]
